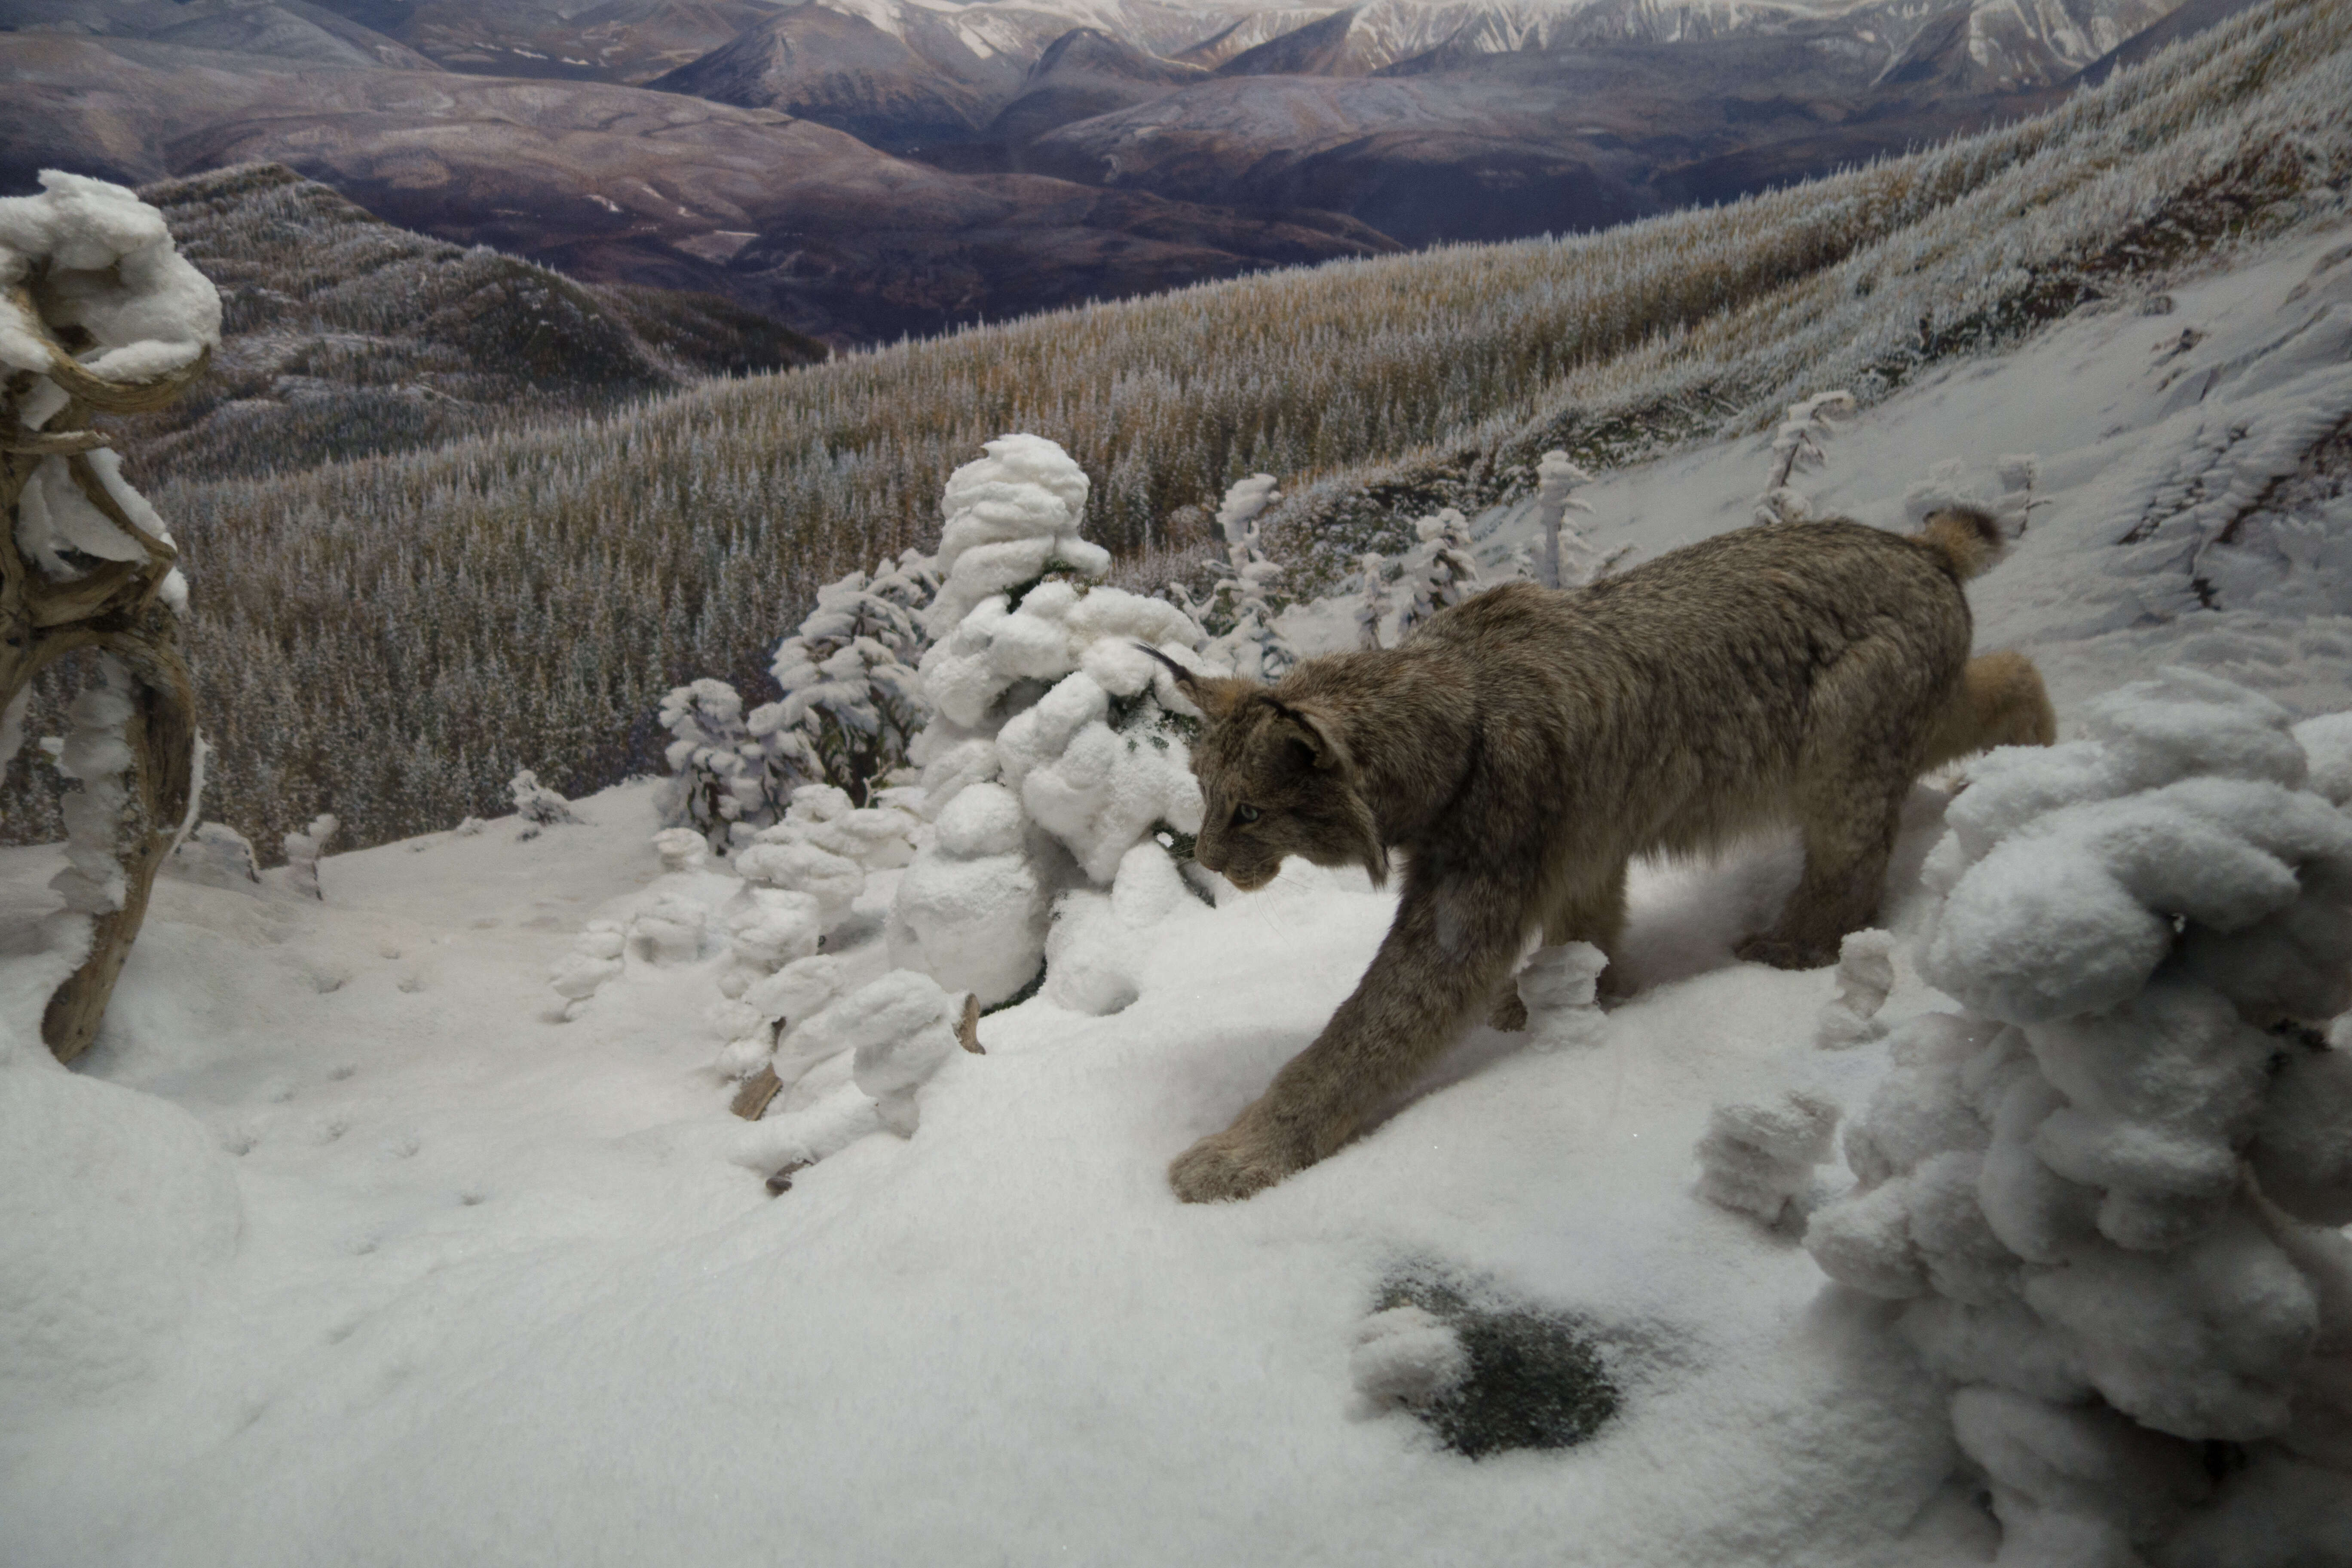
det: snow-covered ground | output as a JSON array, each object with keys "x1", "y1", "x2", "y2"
[{"x1": 3, "y1": 221, "x2": 2348, "y2": 1566}]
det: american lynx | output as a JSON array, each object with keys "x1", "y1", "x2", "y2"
[{"x1": 1151, "y1": 509, "x2": 2052, "y2": 1202}]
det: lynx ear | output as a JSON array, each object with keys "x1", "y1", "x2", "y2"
[
  {"x1": 1133, "y1": 643, "x2": 1250, "y2": 721},
  {"x1": 1272, "y1": 699, "x2": 1354, "y2": 776}
]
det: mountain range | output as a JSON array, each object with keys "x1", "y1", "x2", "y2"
[{"x1": 1, "y1": 0, "x2": 2262, "y2": 344}]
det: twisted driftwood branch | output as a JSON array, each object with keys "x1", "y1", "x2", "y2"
[{"x1": 2, "y1": 279, "x2": 206, "y2": 1063}]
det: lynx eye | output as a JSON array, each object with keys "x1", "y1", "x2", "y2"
[{"x1": 1234, "y1": 804, "x2": 1261, "y2": 825}]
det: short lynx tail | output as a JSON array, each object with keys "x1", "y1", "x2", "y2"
[
  {"x1": 1917, "y1": 505, "x2": 2006, "y2": 580},
  {"x1": 1924, "y1": 650, "x2": 2057, "y2": 769}
]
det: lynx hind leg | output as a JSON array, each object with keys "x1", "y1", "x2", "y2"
[
  {"x1": 1490, "y1": 859, "x2": 1630, "y2": 1029},
  {"x1": 1924, "y1": 651, "x2": 2056, "y2": 770},
  {"x1": 1740, "y1": 647, "x2": 1926, "y2": 971}
]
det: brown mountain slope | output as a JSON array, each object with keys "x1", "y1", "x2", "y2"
[{"x1": 0, "y1": 34, "x2": 1399, "y2": 345}]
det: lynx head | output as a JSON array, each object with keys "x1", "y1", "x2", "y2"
[{"x1": 1139, "y1": 646, "x2": 1386, "y2": 892}]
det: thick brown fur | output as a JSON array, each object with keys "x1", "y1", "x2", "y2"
[{"x1": 1158, "y1": 512, "x2": 2054, "y2": 1202}]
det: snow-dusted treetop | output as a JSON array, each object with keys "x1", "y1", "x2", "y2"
[
  {"x1": 1215, "y1": 473, "x2": 1280, "y2": 549},
  {"x1": 0, "y1": 171, "x2": 220, "y2": 390},
  {"x1": 926, "y1": 434, "x2": 1110, "y2": 636}
]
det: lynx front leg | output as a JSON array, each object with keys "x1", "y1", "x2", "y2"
[{"x1": 1172, "y1": 868, "x2": 1530, "y2": 1202}]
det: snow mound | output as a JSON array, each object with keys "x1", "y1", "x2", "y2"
[{"x1": 0, "y1": 1063, "x2": 241, "y2": 1421}]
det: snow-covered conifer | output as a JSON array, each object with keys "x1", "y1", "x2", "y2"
[
  {"x1": 1901, "y1": 457, "x2": 1983, "y2": 528},
  {"x1": 890, "y1": 435, "x2": 1205, "y2": 1007},
  {"x1": 655, "y1": 679, "x2": 769, "y2": 850},
  {"x1": 1199, "y1": 473, "x2": 1295, "y2": 683},
  {"x1": 1534, "y1": 450, "x2": 1594, "y2": 590},
  {"x1": 1394, "y1": 508, "x2": 1480, "y2": 641},
  {"x1": 282, "y1": 812, "x2": 337, "y2": 900},
  {"x1": 755, "y1": 567, "x2": 928, "y2": 808},
  {"x1": 1801, "y1": 671, "x2": 2352, "y2": 1565},
  {"x1": 1754, "y1": 391, "x2": 1853, "y2": 526}
]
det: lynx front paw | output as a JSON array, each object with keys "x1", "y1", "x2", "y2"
[
  {"x1": 1169, "y1": 1115, "x2": 1310, "y2": 1203},
  {"x1": 1734, "y1": 933, "x2": 1839, "y2": 971}
]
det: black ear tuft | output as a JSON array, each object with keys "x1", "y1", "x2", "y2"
[{"x1": 1133, "y1": 642, "x2": 1250, "y2": 721}]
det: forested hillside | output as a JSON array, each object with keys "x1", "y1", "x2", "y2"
[{"x1": 102, "y1": 162, "x2": 827, "y2": 484}]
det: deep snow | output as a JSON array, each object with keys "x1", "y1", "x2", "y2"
[{"x1": 3, "y1": 221, "x2": 2349, "y2": 1566}]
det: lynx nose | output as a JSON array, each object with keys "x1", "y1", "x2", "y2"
[{"x1": 1192, "y1": 830, "x2": 1227, "y2": 873}]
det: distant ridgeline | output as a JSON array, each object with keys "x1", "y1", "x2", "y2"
[{"x1": 3, "y1": 0, "x2": 2344, "y2": 861}]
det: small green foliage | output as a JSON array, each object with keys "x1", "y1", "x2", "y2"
[
  {"x1": 1374, "y1": 1267, "x2": 1620, "y2": 1460},
  {"x1": 980, "y1": 957, "x2": 1049, "y2": 1017}
]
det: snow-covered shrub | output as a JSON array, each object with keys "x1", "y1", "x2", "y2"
[
  {"x1": 658, "y1": 554, "x2": 937, "y2": 849},
  {"x1": 1753, "y1": 390, "x2": 1852, "y2": 526},
  {"x1": 508, "y1": 768, "x2": 579, "y2": 830},
  {"x1": 1695, "y1": 1090, "x2": 1840, "y2": 1226},
  {"x1": 655, "y1": 679, "x2": 769, "y2": 850},
  {"x1": 1801, "y1": 670, "x2": 2352, "y2": 1566},
  {"x1": 281, "y1": 812, "x2": 337, "y2": 901},
  {"x1": 1514, "y1": 940, "x2": 1609, "y2": 1050},
  {"x1": 731, "y1": 970, "x2": 967, "y2": 1178},
  {"x1": 761, "y1": 783, "x2": 919, "y2": 873},
  {"x1": 714, "y1": 887, "x2": 822, "y2": 1005},
  {"x1": 1353, "y1": 551, "x2": 1390, "y2": 649},
  {"x1": 1040, "y1": 836, "x2": 1200, "y2": 1017},
  {"x1": 1531, "y1": 449, "x2": 1631, "y2": 589},
  {"x1": 726, "y1": 784, "x2": 915, "y2": 973},
  {"x1": 548, "y1": 919, "x2": 625, "y2": 1019},
  {"x1": 627, "y1": 894, "x2": 708, "y2": 966},
  {"x1": 891, "y1": 435, "x2": 1206, "y2": 1006},
  {"x1": 167, "y1": 822, "x2": 260, "y2": 889},
  {"x1": 1393, "y1": 508, "x2": 1480, "y2": 641},
  {"x1": 651, "y1": 827, "x2": 708, "y2": 874},
  {"x1": 1995, "y1": 453, "x2": 2047, "y2": 536},
  {"x1": 1816, "y1": 929, "x2": 1896, "y2": 1050}
]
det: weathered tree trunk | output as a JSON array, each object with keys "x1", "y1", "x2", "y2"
[{"x1": 2, "y1": 281, "x2": 209, "y2": 1064}]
